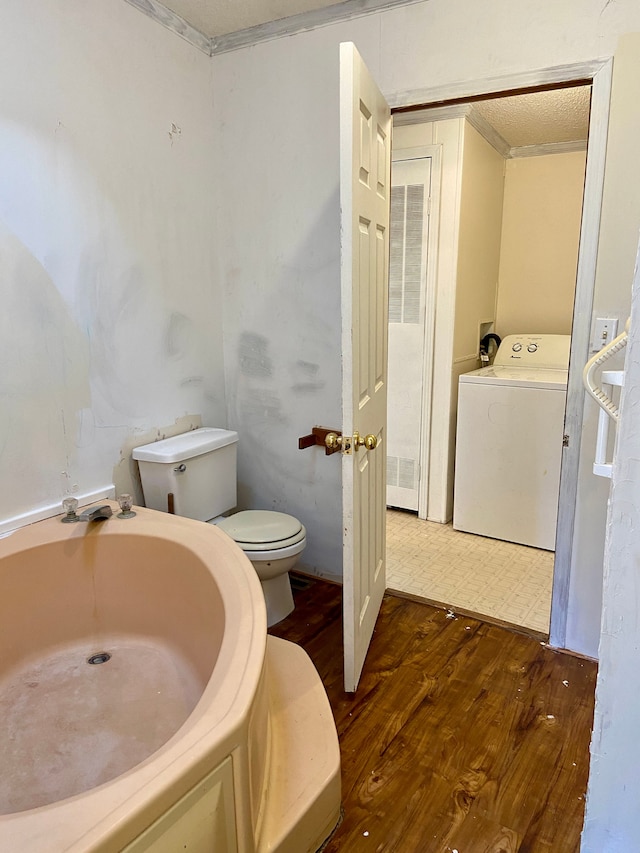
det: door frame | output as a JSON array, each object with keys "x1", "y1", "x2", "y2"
[
  {"x1": 388, "y1": 144, "x2": 442, "y2": 519},
  {"x1": 384, "y1": 58, "x2": 612, "y2": 648}
]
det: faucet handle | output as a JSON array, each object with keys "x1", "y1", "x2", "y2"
[
  {"x1": 61, "y1": 497, "x2": 79, "y2": 523},
  {"x1": 117, "y1": 494, "x2": 136, "y2": 519}
]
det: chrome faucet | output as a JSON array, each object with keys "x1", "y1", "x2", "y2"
[
  {"x1": 62, "y1": 497, "x2": 136, "y2": 523},
  {"x1": 61, "y1": 498, "x2": 114, "y2": 523},
  {"x1": 78, "y1": 504, "x2": 113, "y2": 522}
]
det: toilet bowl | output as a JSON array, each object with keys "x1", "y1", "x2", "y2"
[
  {"x1": 132, "y1": 428, "x2": 305, "y2": 628},
  {"x1": 214, "y1": 510, "x2": 306, "y2": 626}
]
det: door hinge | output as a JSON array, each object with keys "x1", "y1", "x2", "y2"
[{"x1": 563, "y1": 434, "x2": 570, "y2": 447}]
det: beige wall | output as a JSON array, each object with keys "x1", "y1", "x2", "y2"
[
  {"x1": 446, "y1": 122, "x2": 506, "y2": 518},
  {"x1": 495, "y1": 151, "x2": 587, "y2": 336},
  {"x1": 454, "y1": 121, "x2": 505, "y2": 359}
]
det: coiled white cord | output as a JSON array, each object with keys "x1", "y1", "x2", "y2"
[{"x1": 582, "y1": 320, "x2": 630, "y2": 422}]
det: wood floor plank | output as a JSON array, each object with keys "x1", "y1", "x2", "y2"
[
  {"x1": 448, "y1": 810, "x2": 521, "y2": 852},
  {"x1": 270, "y1": 577, "x2": 597, "y2": 852}
]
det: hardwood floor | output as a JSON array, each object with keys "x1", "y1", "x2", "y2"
[{"x1": 270, "y1": 576, "x2": 597, "y2": 853}]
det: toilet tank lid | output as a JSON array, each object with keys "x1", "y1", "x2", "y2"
[{"x1": 132, "y1": 427, "x2": 238, "y2": 463}]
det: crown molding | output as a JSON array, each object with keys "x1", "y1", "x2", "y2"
[
  {"x1": 125, "y1": 0, "x2": 212, "y2": 53},
  {"x1": 126, "y1": 1, "x2": 591, "y2": 157},
  {"x1": 465, "y1": 106, "x2": 511, "y2": 158},
  {"x1": 211, "y1": 0, "x2": 426, "y2": 54},
  {"x1": 393, "y1": 102, "x2": 587, "y2": 159},
  {"x1": 508, "y1": 140, "x2": 588, "y2": 158},
  {"x1": 394, "y1": 103, "x2": 511, "y2": 158},
  {"x1": 125, "y1": 0, "x2": 428, "y2": 56},
  {"x1": 393, "y1": 103, "x2": 470, "y2": 126}
]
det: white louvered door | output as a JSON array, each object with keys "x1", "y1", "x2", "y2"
[{"x1": 387, "y1": 156, "x2": 432, "y2": 511}]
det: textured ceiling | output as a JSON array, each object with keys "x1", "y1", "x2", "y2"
[
  {"x1": 159, "y1": 0, "x2": 345, "y2": 37},
  {"x1": 472, "y1": 86, "x2": 591, "y2": 148}
]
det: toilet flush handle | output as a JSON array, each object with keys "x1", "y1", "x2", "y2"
[{"x1": 174, "y1": 464, "x2": 186, "y2": 473}]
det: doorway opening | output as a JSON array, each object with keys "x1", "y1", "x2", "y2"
[{"x1": 385, "y1": 82, "x2": 593, "y2": 635}]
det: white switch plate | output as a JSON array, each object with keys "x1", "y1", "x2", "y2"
[{"x1": 591, "y1": 317, "x2": 618, "y2": 351}]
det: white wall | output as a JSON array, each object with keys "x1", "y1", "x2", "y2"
[
  {"x1": 212, "y1": 23, "x2": 386, "y2": 577},
  {"x1": 567, "y1": 33, "x2": 640, "y2": 665},
  {"x1": 581, "y1": 36, "x2": 640, "y2": 835},
  {"x1": 212, "y1": 0, "x2": 640, "y2": 643},
  {"x1": 582, "y1": 259, "x2": 640, "y2": 852},
  {"x1": 2, "y1": 2, "x2": 640, "y2": 846},
  {"x1": 0, "y1": 0, "x2": 226, "y2": 523}
]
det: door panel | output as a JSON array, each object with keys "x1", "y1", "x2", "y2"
[{"x1": 340, "y1": 42, "x2": 391, "y2": 692}]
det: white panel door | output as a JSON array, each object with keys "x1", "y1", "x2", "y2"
[
  {"x1": 340, "y1": 42, "x2": 391, "y2": 693},
  {"x1": 387, "y1": 157, "x2": 432, "y2": 511}
]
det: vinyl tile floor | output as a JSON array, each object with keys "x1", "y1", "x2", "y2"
[{"x1": 386, "y1": 509, "x2": 554, "y2": 634}]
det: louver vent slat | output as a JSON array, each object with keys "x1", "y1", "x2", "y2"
[
  {"x1": 388, "y1": 183, "x2": 425, "y2": 324},
  {"x1": 387, "y1": 456, "x2": 418, "y2": 490}
]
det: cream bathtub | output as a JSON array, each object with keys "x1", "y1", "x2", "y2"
[{"x1": 0, "y1": 503, "x2": 340, "y2": 853}]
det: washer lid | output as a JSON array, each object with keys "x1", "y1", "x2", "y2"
[
  {"x1": 217, "y1": 510, "x2": 303, "y2": 546},
  {"x1": 459, "y1": 365, "x2": 567, "y2": 390}
]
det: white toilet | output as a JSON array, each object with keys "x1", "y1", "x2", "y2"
[{"x1": 132, "y1": 428, "x2": 305, "y2": 626}]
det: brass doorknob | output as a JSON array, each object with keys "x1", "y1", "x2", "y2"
[
  {"x1": 363, "y1": 433, "x2": 378, "y2": 450},
  {"x1": 353, "y1": 431, "x2": 378, "y2": 450},
  {"x1": 325, "y1": 432, "x2": 342, "y2": 450}
]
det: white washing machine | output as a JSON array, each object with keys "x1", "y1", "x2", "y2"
[{"x1": 453, "y1": 334, "x2": 570, "y2": 550}]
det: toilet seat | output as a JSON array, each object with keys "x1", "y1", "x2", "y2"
[{"x1": 215, "y1": 510, "x2": 306, "y2": 552}]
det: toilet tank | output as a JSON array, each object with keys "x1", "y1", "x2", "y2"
[{"x1": 132, "y1": 428, "x2": 238, "y2": 521}]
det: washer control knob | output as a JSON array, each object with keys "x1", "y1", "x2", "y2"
[
  {"x1": 527, "y1": 343, "x2": 538, "y2": 353},
  {"x1": 512, "y1": 342, "x2": 522, "y2": 352}
]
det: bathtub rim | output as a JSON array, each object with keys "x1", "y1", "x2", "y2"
[{"x1": 0, "y1": 502, "x2": 267, "y2": 853}]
